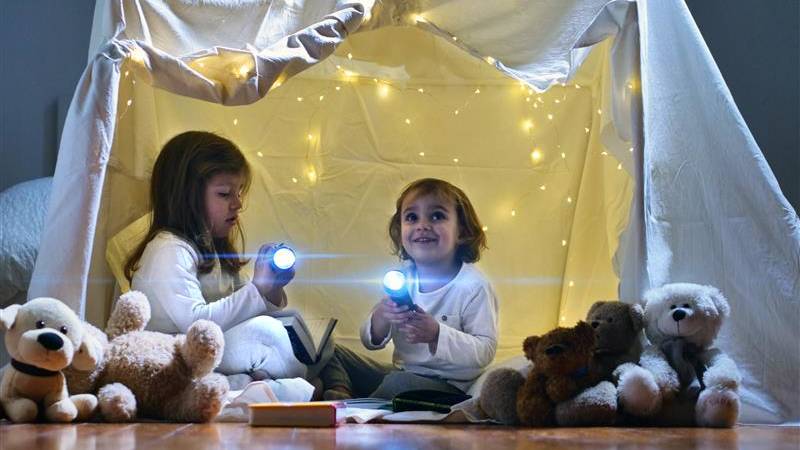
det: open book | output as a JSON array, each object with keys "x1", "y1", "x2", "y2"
[{"x1": 272, "y1": 309, "x2": 337, "y2": 365}]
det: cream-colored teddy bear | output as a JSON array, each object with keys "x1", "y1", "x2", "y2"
[
  {"x1": 1, "y1": 297, "x2": 101, "y2": 422},
  {"x1": 618, "y1": 283, "x2": 741, "y2": 427},
  {"x1": 64, "y1": 291, "x2": 229, "y2": 422}
]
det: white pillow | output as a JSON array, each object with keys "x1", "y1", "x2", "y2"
[{"x1": 0, "y1": 177, "x2": 52, "y2": 305}]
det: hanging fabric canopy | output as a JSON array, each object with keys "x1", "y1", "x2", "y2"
[{"x1": 28, "y1": 0, "x2": 799, "y2": 424}]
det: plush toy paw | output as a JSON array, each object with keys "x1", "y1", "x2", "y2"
[
  {"x1": 4, "y1": 398, "x2": 38, "y2": 423},
  {"x1": 181, "y1": 320, "x2": 225, "y2": 378},
  {"x1": 617, "y1": 364, "x2": 661, "y2": 416},
  {"x1": 70, "y1": 393, "x2": 99, "y2": 421},
  {"x1": 555, "y1": 381, "x2": 617, "y2": 426},
  {"x1": 695, "y1": 388, "x2": 739, "y2": 428},
  {"x1": 478, "y1": 368, "x2": 525, "y2": 425},
  {"x1": 98, "y1": 383, "x2": 137, "y2": 422},
  {"x1": 45, "y1": 398, "x2": 79, "y2": 422}
]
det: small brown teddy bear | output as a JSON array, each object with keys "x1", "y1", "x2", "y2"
[
  {"x1": 64, "y1": 291, "x2": 230, "y2": 422},
  {"x1": 480, "y1": 302, "x2": 646, "y2": 426},
  {"x1": 1, "y1": 297, "x2": 102, "y2": 422}
]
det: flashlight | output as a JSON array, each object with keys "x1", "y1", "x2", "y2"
[
  {"x1": 270, "y1": 246, "x2": 296, "y2": 271},
  {"x1": 383, "y1": 270, "x2": 416, "y2": 309}
]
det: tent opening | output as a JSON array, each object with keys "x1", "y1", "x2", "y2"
[{"x1": 95, "y1": 25, "x2": 634, "y2": 362}]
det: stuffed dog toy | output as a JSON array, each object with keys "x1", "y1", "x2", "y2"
[{"x1": 1, "y1": 297, "x2": 101, "y2": 422}]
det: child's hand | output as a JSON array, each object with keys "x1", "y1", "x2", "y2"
[
  {"x1": 400, "y1": 306, "x2": 440, "y2": 347},
  {"x1": 370, "y1": 297, "x2": 414, "y2": 345},
  {"x1": 253, "y1": 243, "x2": 295, "y2": 303}
]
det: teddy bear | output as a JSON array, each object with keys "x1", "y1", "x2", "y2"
[
  {"x1": 480, "y1": 301, "x2": 649, "y2": 426},
  {"x1": 0, "y1": 297, "x2": 102, "y2": 422},
  {"x1": 553, "y1": 301, "x2": 649, "y2": 426},
  {"x1": 64, "y1": 290, "x2": 230, "y2": 422},
  {"x1": 617, "y1": 282, "x2": 741, "y2": 427},
  {"x1": 481, "y1": 321, "x2": 600, "y2": 427}
]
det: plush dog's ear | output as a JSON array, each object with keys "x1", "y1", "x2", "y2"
[
  {"x1": 628, "y1": 303, "x2": 645, "y2": 332},
  {"x1": 587, "y1": 301, "x2": 605, "y2": 319},
  {"x1": 72, "y1": 329, "x2": 103, "y2": 371},
  {"x1": 0, "y1": 304, "x2": 21, "y2": 331},
  {"x1": 523, "y1": 335, "x2": 541, "y2": 361}
]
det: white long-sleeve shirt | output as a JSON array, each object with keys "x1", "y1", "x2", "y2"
[
  {"x1": 360, "y1": 263, "x2": 499, "y2": 391},
  {"x1": 131, "y1": 231, "x2": 285, "y2": 334}
]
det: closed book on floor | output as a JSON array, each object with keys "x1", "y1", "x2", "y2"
[
  {"x1": 391, "y1": 390, "x2": 472, "y2": 414},
  {"x1": 271, "y1": 309, "x2": 338, "y2": 365},
  {"x1": 249, "y1": 402, "x2": 345, "y2": 427}
]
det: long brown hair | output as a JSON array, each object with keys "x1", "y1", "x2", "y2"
[
  {"x1": 124, "y1": 131, "x2": 252, "y2": 281},
  {"x1": 388, "y1": 178, "x2": 487, "y2": 263}
]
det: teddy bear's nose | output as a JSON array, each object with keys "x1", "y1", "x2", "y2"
[
  {"x1": 37, "y1": 332, "x2": 64, "y2": 351},
  {"x1": 591, "y1": 321, "x2": 600, "y2": 328},
  {"x1": 672, "y1": 309, "x2": 687, "y2": 322},
  {"x1": 545, "y1": 344, "x2": 565, "y2": 356}
]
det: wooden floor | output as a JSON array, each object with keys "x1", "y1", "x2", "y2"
[{"x1": 1, "y1": 423, "x2": 798, "y2": 450}]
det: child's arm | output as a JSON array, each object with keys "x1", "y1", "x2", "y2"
[
  {"x1": 360, "y1": 297, "x2": 413, "y2": 349},
  {"x1": 425, "y1": 286, "x2": 498, "y2": 369},
  {"x1": 134, "y1": 238, "x2": 274, "y2": 333}
]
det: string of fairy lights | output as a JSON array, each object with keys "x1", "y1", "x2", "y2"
[{"x1": 117, "y1": 12, "x2": 636, "y2": 319}]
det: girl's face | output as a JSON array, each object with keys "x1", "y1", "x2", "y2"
[
  {"x1": 204, "y1": 172, "x2": 245, "y2": 238},
  {"x1": 400, "y1": 192, "x2": 460, "y2": 268}
]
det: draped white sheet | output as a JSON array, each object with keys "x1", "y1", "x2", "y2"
[{"x1": 28, "y1": 0, "x2": 799, "y2": 424}]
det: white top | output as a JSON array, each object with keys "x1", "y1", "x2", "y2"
[
  {"x1": 360, "y1": 263, "x2": 499, "y2": 391},
  {"x1": 131, "y1": 231, "x2": 285, "y2": 334}
]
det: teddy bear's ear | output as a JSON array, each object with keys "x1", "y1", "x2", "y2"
[
  {"x1": 628, "y1": 303, "x2": 645, "y2": 332},
  {"x1": 72, "y1": 329, "x2": 103, "y2": 371},
  {"x1": 0, "y1": 304, "x2": 21, "y2": 331},
  {"x1": 706, "y1": 286, "x2": 730, "y2": 319},
  {"x1": 587, "y1": 301, "x2": 604, "y2": 318},
  {"x1": 574, "y1": 321, "x2": 595, "y2": 347},
  {"x1": 523, "y1": 335, "x2": 540, "y2": 361}
]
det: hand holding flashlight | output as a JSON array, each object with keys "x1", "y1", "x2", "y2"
[{"x1": 253, "y1": 243, "x2": 295, "y2": 302}]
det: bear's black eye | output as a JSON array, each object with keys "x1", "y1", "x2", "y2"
[
  {"x1": 59, "y1": 326, "x2": 68, "y2": 334},
  {"x1": 35, "y1": 320, "x2": 45, "y2": 329},
  {"x1": 669, "y1": 305, "x2": 677, "y2": 310},
  {"x1": 607, "y1": 318, "x2": 613, "y2": 323},
  {"x1": 682, "y1": 303, "x2": 690, "y2": 308}
]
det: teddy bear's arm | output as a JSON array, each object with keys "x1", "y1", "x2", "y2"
[
  {"x1": 546, "y1": 377, "x2": 581, "y2": 403},
  {"x1": 639, "y1": 345, "x2": 681, "y2": 397},
  {"x1": 700, "y1": 348, "x2": 741, "y2": 390}
]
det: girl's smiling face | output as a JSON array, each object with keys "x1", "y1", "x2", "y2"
[
  {"x1": 400, "y1": 192, "x2": 460, "y2": 268},
  {"x1": 204, "y1": 172, "x2": 245, "y2": 238}
]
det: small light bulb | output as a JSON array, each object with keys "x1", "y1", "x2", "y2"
[
  {"x1": 291, "y1": 177, "x2": 298, "y2": 183},
  {"x1": 126, "y1": 99, "x2": 132, "y2": 106},
  {"x1": 617, "y1": 163, "x2": 623, "y2": 170},
  {"x1": 547, "y1": 114, "x2": 554, "y2": 120},
  {"x1": 530, "y1": 149, "x2": 543, "y2": 163},
  {"x1": 575, "y1": 84, "x2": 582, "y2": 89},
  {"x1": 297, "y1": 97, "x2": 304, "y2": 102},
  {"x1": 307, "y1": 166, "x2": 318, "y2": 183},
  {"x1": 307, "y1": 134, "x2": 314, "y2": 141},
  {"x1": 485, "y1": 56, "x2": 496, "y2": 65},
  {"x1": 257, "y1": 151, "x2": 264, "y2": 157},
  {"x1": 526, "y1": 97, "x2": 531, "y2": 102},
  {"x1": 452, "y1": 36, "x2": 458, "y2": 41},
  {"x1": 522, "y1": 120, "x2": 534, "y2": 131},
  {"x1": 511, "y1": 209, "x2": 516, "y2": 217},
  {"x1": 567, "y1": 196, "x2": 573, "y2": 203},
  {"x1": 482, "y1": 226, "x2": 489, "y2": 231},
  {"x1": 554, "y1": 99, "x2": 561, "y2": 104},
  {"x1": 539, "y1": 185, "x2": 546, "y2": 191},
  {"x1": 418, "y1": 88, "x2": 424, "y2": 93},
  {"x1": 405, "y1": 118, "x2": 411, "y2": 125},
  {"x1": 454, "y1": 109, "x2": 459, "y2": 115},
  {"x1": 418, "y1": 151, "x2": 425, "y2": 156},
  {"x1": 601, "y1": 151, "x2": 608, "y2": 156},
  {"x1": 233, "y1": 118, "x2": 238, "y2": 125},
  {"x1": 585, "y1": 127, "x2": 590, "y2": 133},
  {"x1": 124, "y1": 70, "x2": 129, "y2": 77},
  {"x1": 629, "y1": 147, "x2": 634, "y2": 152},
  {"x1": 561, "y1": 152, "x2": 566, "y2": 159},
  {"x1": 597, "y1": 109, "x2": 603, "y2": 115},
  {"x1": 474, "y1": 88, "x2": 481, "y2": 94},
  {"x1": 335, "y1": 86, "x2": 341, "y2": 91},
  {"x1": 347, "y1": 52, "x2": 353, "y2": 60},
  {"x1": 319, "y1": 95, "x2": 325, "y2": 101},
  {"x1": 378, "y1": 84, "x2": 390, "y2": 98},
  {"x1": 453, "y1": 158, "x2": 459, "y2": 163}
]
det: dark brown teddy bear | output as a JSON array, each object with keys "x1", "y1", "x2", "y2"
[{"x1": 515, "y1": 321, "x2": 600, "y2": 427}]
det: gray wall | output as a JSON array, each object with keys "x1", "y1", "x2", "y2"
[{"x1": 0, "y1": 0, "x2": 797, "y2": 210}]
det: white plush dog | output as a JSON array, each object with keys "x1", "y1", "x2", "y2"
[
  {"x1": 0, "y1": 297, "x2": 101, "y2": 422},
  {"x1": 618, "y1": 283, "x2": 741, "y2": 427}
]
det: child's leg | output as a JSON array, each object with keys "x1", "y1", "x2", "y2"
[
  {"x1": 371, "y1": 371, "x2": 464, "y2": 399},
  {"x1": 319, "y1": 344, "x2": 391, "y2": 398},
  {"x1": 218, "y1": 316, "x2": 307, "y2": 379}
]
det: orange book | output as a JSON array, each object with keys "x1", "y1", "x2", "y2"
[{"x1": 248, "y1": 402, "x2": 345, "y2": 427}]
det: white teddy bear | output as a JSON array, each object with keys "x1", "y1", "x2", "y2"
[{"x1": 617, "y1": 283, "x2": 741, "y2": 427}]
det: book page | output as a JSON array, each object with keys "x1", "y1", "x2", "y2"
[{"x1": 305, "y1": 318, "x2": 337, "y2": 356}]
